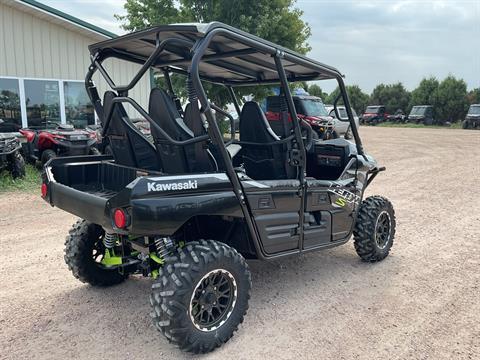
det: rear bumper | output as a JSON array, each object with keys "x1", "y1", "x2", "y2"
[
  {"x1": 48, "y1": 181, "x2": 111, "y2": 227},
  {"x1": 56, "y1": 139, "x2": 97, "y2": 155}
]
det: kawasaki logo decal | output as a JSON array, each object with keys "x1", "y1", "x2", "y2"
[{"x1": 147, "y1": 180, "x2": 198, "y2": 192}]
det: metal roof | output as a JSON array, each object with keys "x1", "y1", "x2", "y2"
[
  {"x1": 8, "y1": 0, "x2": 117, "y2": 39},
  {"x1": 89, "y1": 22, "x2": 343, "y2": 86}
]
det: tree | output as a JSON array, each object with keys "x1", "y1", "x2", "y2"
[
  {"x1": 434, "y1": 75, "x2": 468, "y2": 122},
  {"x1": 409, "y1": 77, "x2": 439, "y2": 111},
  {"x1": 116, "y1": 0, "x2": 312, "y2": 107},
  {"x1": 324, "y1": 85, "x2": 369, "y2": 114},
  {"x1": 345, "y1": 85, "x2": 370, "y2": 114},
  {"x1": 306, "y1": 84, "x2": 328, "y2": 99},
  {"x1": 467, "y1": 88, "x2": 480, "y2": 104},
  {"x1": 370, "y1": 82, "x2": 410, "y2": 114}
]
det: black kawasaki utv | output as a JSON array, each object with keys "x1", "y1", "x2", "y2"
[
  {"x1": 407, "y1": 105, "x2": 435, "y2": 125},
  {"x1": 41, "y1": 23, "x2": 396, "y2": 354},
  {"x1": 462, "y1": 104, "x2": 480, "y2": 129},
  {"x1": 0, "y1": 120, "x2": 25, "y2": 179}
]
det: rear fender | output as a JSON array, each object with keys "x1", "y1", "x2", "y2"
[{"x1": 111, "y1": 173, "x2": 244, "y2": 236}]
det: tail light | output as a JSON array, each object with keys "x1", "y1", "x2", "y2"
[
  {"x1": 113, "y1": 208, "x2": 128, "y2": 229},
  {"x1": 41, "y1": 183, "x2": 48, "y2": 198}
]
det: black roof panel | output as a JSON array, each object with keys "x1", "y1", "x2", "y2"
[{"x1": 88, "y1": 22, "x2": 342, "y2": 85}]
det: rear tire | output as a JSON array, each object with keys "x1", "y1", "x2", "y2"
[
  {"x1": 353, "y1": 196, "x2": 396, "y2": 262},
  {"x1": 9, "y1": 151, "x2": 25, "y2": 179},
  {"x1": 64, "y1": 219, "x2": 127, "y2": 286},
  {"x1": 150, "y1": 240, "x2": 251, "y2": 354},
  {"x1": 41, "y1": 149, "x2": 56, "y2": 166}
]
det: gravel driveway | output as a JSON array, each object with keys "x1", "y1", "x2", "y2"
[{"x1": 0, "y1": 127, "x2": 479, "y2": 359}]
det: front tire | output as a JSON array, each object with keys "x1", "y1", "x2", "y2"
[
  {"x1": 64, "y1": 219, "x2": 127, "y2": 286},
  {"x1": 150, "y1": 240, "x2": 251, "y2": 354},
  {"x1": 344, "y1": 127, "x2": 353, "y2": 140},
  {"x1": 9, "y1": 151, "x2": 25, "y2": 179},
  {"x1": 353, "y1": 196, "x2": 396, "y2": 262},
  {"x1": 89, "y1": 147, "x2": 101, "y2": 155}
]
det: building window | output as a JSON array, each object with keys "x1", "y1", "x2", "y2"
[
  {"x1": 64, "y1": 81, "x2": 94, "y2": 128},
  {"x1": 0, "y1": 78, "x2": 22, "y2": 132},
  {"x1": 24, "y1": 80, "x2": 60, "y2": 128}
]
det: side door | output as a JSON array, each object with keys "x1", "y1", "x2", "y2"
[
  {"x1": 242, "y1": 179, "x2": 302, "y2": 255},
  {"x1": 304, "y1": 149, "x2": 360, "y2": 249}
]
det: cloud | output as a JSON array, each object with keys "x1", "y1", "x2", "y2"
[
  {"x1": 41, "y1": 0, "x2": 127, "y2": 34},
  {"x1": 298, "y1": 0, "x2": 480, "y2": 92},
  {"x1": 40, "y1": 0, "x2": 480, "y2": 93}
]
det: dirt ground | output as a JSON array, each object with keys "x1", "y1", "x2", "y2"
[{"x1": 0, "y1": 127, "x2": 479, "y2": 360}]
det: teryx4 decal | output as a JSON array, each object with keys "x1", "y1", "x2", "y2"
[
  {"x1": 147, "y1": 180, "x2": 198, "y2": 192},
  {"x1": 328, "y1": 182, "x2": 360, "y2": 207}
]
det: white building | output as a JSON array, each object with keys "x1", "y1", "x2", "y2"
[{"x1": 0, "y1": 0, "x2": 150, "y2": 131}]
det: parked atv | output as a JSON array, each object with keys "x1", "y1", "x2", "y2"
[
  {"x1": 87, "y1": 118, "x2": 152, "y2": 155},
  {"x1": 0, "y1": 120, "x2": 25, "y2": 178},
  {"x1": 387, "y1": 109, "x2": 406, "y2": 123},
  {"x1": 42, "y1": 23, "x2": 396, "y2": 354},
  {"x1": 21, "y1": 122, "x2": 99, "y2": 166},
  {"x1": 407, "y1": 105, "x2": 436, "y2": 125},
  {"x1": 361, "y1": 105, "x2": 387, "y2": 125},
  {"x1": 462, "y1": 104, "x2": 480, "y2": 129},
  {"x1": 265, "y1": 95, "x2": 338, "y2": 140}
]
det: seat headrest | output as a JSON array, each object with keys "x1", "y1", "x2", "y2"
[
  {"x1": 149, "y1": 88, "x2": 180, "y2": 119},
  {"x1": 149, "y1": 88, "x2": 192, "y2": 140},
  {"x1": 240, "y1": 101, "x2": 280, "y2": 142}
]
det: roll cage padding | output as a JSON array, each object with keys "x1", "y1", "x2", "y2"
[
  {"x1": 239, "y1": 101, "x2": 296, "y2": 180},
  {"x1": 103, "y1": 91, "x2": 162, "y2": 171}
]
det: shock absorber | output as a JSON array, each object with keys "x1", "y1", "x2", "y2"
[
  {"x1": 154, "y1": 237, "x2": 174, "y2": 259},
  {"x1": 103, "y1": 232, "x2": 116, "y2": 249}
]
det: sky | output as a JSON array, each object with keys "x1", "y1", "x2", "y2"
[{"x1": 41, "y1": 0, "x2": 480, "y2": 93}]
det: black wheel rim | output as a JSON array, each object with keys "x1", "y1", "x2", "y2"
[
  {"x1": 190, "y1": 269, "x2": 237, "y2": 332},
  {"x1": 92, "y1": 236, "x2": 106, "y2": 264},
  {"x1": 375, "y1": 211, "x2": 392, "y2": 249}
]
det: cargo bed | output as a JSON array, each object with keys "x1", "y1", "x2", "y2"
[{"x1": 43, "y1": 155, "x2": 161, "y2": 229}]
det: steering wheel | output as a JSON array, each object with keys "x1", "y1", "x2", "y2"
[{"x1": 299, "y1": 119, "x2": 314, "y2": 151}]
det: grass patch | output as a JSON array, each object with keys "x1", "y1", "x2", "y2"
[
  {"x1": 376, "y1": 121, "x2": 462, "y2": 129},
  {"x1": 0, "y1": 164, "x2": 41, "y2": 193}
]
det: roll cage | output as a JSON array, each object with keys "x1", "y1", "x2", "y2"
[{"x1": 84, "y1": 22, "x2": 364, "y2": 257}]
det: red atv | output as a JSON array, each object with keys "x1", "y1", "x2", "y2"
[
  {"x1": 20, "y1": 122, "x2": 99, "y2": 166},
  {"x1": 265, "y1": 95, "x2": 337, "y2": 140}
]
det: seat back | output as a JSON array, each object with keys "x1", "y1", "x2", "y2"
[
  {"x1": 103, "y1": 91, "x2": 161, "y2": 171},
  {"x1": 149, "y1": 88, "x2": 216, "y2": 173},
  {"x1": 239, "y1": 101, "x2": 295, "y2": 180},
  {"x1": 183, "y1": 102, "x2": 224, "y2": 171}
]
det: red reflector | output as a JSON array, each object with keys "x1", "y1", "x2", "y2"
[
  {"x1": 113, "y1": 209, "x2": 127, "y2": 228},
  {"x1": 41, "y1": 183, "x2": 48, "y2": 198}
]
